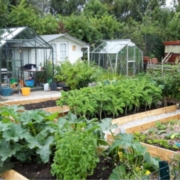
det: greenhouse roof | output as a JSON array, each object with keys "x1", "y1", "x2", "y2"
[
  {"x1": 91, "y1": 39, "x2": 136, "y2": 54},
  {"x1": 0, "y1": 27, "x2": 52, "y2": 48}
]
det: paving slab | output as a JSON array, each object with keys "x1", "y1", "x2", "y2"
[{"x1": 0, "y1": 90, "x2": 61, "y2": 102}]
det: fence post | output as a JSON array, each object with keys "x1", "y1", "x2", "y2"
[{"x1": 159, "y1": 161, "x2": 170, "y2": 180}]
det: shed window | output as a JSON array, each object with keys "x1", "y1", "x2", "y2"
[{"x1": 60, "y1": 43, "x2": 67, "y2": 61}]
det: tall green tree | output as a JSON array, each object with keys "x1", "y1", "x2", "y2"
[
  {"x1": 84, "y1": 0, "x2": 109, "y2": 18},
  {"x1": 101, "y1": 0, "x2": 166, "y2": 22},
  {"x1": 0, "y1": 0, "x2": 9, "y2": 27},
  {"x1": 57, "y1": 14, "x2": 102, "y2": 44},
  {"x1": 8, "y1": 0, "x2": 59, "y2": 34},
  {"x1": 50, "y1": 0, "x2": 85, "y2": 15},
  {"x1": 89, "y1": 15, "x2": 123, "y2": 39}
]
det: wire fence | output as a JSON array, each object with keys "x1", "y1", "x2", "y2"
[{"x1": 142, "y1": 161, "x2": 180, "y2": 180}]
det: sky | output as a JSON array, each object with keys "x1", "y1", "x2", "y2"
[{"x1": 166, "y1": 0, "x2": 174, "y2": 7}]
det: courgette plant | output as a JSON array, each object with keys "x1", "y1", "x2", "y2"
[
  {"x1": 0, "y1": 105, "x2": 59, "y2": 173},
  {"x1": 108, "y1": 133, "x2": 159, "y2": 179}
]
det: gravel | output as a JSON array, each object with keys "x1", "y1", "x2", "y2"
[
  {"x1": 120, "y1": 109, "x2": 180, "y2": 131},
  {"x1": 107, "y1": 108, "x2": 180, "y2": 135}
]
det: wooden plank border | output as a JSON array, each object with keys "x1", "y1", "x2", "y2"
[
  {"x1": 125, "y1": 114, "x2": 180, "y2": 133},
  {"x1": 1, "y1": 170, "x2": 28, "y2": 180},
  {"x1": 0, "y1": 97, "x2": 59, "y2": 107},
  {"x1": 112, "y1": 105, "x2": 177, "y2": 126}
]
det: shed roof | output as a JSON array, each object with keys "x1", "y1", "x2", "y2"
[
  {"x1": 91, "y1": 39, "x2": 136, "y2": 54},
  {"x1": 40, "y1": 33, "x2": 89, "y2": 47},
  {"x1": 164, "y1": 41, "x2": 180, "y2": 46}
]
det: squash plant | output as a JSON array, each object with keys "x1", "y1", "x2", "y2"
[
  {"x1": 0, "y1": 105, "x2": 59, "y2": 173},
  {"x1": 108, "y1": 133, "x2": 159, "y2": 179}
]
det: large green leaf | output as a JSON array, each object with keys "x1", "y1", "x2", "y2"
[
  {"x1": 0, "y1": 121, "x2": 11, "y2": 131},
  {"x1": 0, "y1": 140, "x2": 22, "y2": 161},
  {"x1": 2, "y1": 124, "x2": 26, "y2": 142},
  {"x1": 36, "y1": 136, "x2": 54, "y2": 163},
  {"x1": 108, "y1": 133, "x2": 134, "y2": 153},
  {"x1": 109, "y1": 165, "x2": 126, "y2": 180},
  {"x1": 99, "y1": 118, "x2": 117, "y2": 131},
  {"x1": 19, "y1": 110, "x2": 44, "y2": 124}
]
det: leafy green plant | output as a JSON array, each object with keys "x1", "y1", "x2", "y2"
[
  {"x1": 50, "y1": 112, "x2": 116, "y2": 179},
  {"x1": 155, "y1": 122, "x2": 167, "y2": 130},
  {"x1": 107, "y1": 133, "x2": 159, "y2": 179},
  {"x1": 56, "y1": 76, "x2": 162, "y2": 120},
  {"x1": 54, "y1": 60, "x2": 104, "y2": 89},
  {"x1": 51, "y1": 129, "x2": 99, "y2": 180},
  {"x1": 0, "y1": 105, "x2": 59, "y2": 173}
]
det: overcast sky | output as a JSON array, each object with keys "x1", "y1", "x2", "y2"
[{"x1": 166, "y1": 0, "x2": 174, "y2": 6}]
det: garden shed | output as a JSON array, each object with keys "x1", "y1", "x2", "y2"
[
  {"x1": 163, "y1": 41, "x2": 180, "y2": 64},
  {"x1": 40, "y1": 34, "x2": 90, "y2": 64},
  {"x1": 90, "y1": 39, "x2": 143, "y2": 75},
  {"x1": 0, "y1": 27, "x2": 53, "y2": 88}
]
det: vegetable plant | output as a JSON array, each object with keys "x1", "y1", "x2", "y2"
[
  {"x1": 50, "y1": 112, "x2": 117, "y2": 179},
  {"x1": 0, "y1": 105, "x2": 59, "y2": 173},
  {"x1": 56, "y1": 76, "x2": 162, "y2": 120},
  {"x1": 54, "y1": 60, "x2": 105, "y2": 89},
  {"x1": 107, "y1": 133, "x2": 159, "y2": 179},
  {"x1": 51, "y1": 129, "x2": 99, "y2": 180}
]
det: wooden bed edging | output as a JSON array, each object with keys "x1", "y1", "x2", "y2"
[
  {"x1": 112, "y1": 105, "x2": 177, "y2": 126},
  {"x1": 141, "y1": 143, "x2": 177, "y2": 162},
  {"x1": 125, "y1": 113, "x2": 180, "y2": 133},
  {"x1": 41, "y1": 105, "x2": 70, "y2": 113},
  {"x1": 0, "y1": 97, "x2": 59, "y2": 107},
  {"x1": 1, "y1": 169, "x2": 28, "y2": 180}
]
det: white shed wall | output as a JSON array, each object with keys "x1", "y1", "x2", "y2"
[
  {"x1": 45, "y1": 37, "x2": 84, "y2": 64},
  {"x1": 165, "y1": 45, "x2": 180, "y2": 53}
]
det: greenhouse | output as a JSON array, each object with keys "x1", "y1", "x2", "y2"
[
  {"x1": 90, "y1": 39, "x2": 143, "y2": 75},
  {"x1": 0, "y1": 27, "x2": 53, "y2": 88}
]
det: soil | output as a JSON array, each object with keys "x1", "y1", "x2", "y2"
[
  {"x1": 14, "y1": 156, "x2": 115, "y2": 180},
  {"x1": 22, "y1": 100, "x2": 57, "y2": 110}
]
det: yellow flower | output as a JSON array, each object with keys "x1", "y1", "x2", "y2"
[{"x1": 145, "y1": 170, "x2": 151, "y2": 175}]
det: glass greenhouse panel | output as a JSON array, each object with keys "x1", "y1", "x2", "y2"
[{"x1": 90, "y1": 39, "x2": 143, "y2": 75}]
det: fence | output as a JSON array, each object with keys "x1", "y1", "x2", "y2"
[{"x1": 142, "y1": 161, "x2": 180, "y2": 180}]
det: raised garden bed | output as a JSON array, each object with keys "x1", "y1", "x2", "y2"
[
  {"x1": 0, "y1": 101, "x2": 177, "y2": 179},
  {"x1": 106, "y1": 105, "x2": 179, "y2": 162}
]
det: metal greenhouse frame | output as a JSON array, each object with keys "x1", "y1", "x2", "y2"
[
  {"x1": 90, "y1": 39, "x2": 143, "y2": 75},
  {"x1": 0, "y1": 26, "x2": 54, "y2": 88}
]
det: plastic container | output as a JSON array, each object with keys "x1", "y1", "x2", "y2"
[
  {"x1": 0, "y1": 86, "x2": 13, "y2": 96},
  {"x1": 43, "y1": 83, "x2": 49, "y2": 91},
  {"x1": 25, "y1": 79, "x2": 34, "y2": 87},
  {"x1": 21, "y1": 87, "x2": 31, "y2": 96}
]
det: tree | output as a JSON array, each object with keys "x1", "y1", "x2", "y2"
[
  {"x1": 84, "y1": 0, "x2": 109, "y2": 18},
  {"x1": 57, "y1": 14, "x2": 102, "y2": 44},
  {"x1": 50, "y1": 0, "x2": 85, "y2": 15},
  {"x1": 101, "y1": 0, "x2": 166, "y2": 22},
  {"x1": 89, "y1": 15, "x2": 123, "y2": 39},
  {"x1": 0, "y1": 0, "x2": 9, "y2": 27},
  {"x1": 26, "y1": 0, "x2": 51, "y2": 14},
  {"x1": 8, "y1": 0, "x2": 59, "y2": 34}
]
